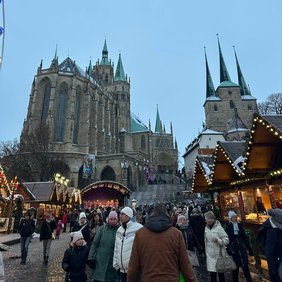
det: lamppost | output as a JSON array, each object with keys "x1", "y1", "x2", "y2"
[{"x1": 8, "y1": 176, "x2": 19, "y2": 233}]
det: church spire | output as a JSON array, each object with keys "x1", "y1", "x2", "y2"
[
  {"x1": 205, "y1": 47, "x2": 216, "y2": 98},
  {"x1": 50, "y1": 45, "x2": 58, "y2": 69},
  {"x1": 100, "y1": 39, "x2": 111, "y2": 66},
  {"x1": 87, "y1": 59, "x2": 93, "y2": 77},
  {"x1": 217, "y1": 34, "x2": 231, "y2": 83},
  {"x1": 233, "y1": 46, "x2": 251, "y2": 96},
  {"x1": 114, "y1": 53, "x2": 126, "y2": 81},
  {"x1": 155, "y1": 105, "x2": 161, "y2": 133}
]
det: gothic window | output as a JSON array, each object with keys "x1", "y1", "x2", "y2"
[
  {"x1": 115, "y1": 86, "x2": 117, "y2": 91},
  {"x1": 230, "y1": 100, "x2": 235, "y2": 109},
  {"x1": 73, "y1": 86, "x2": 81, "y2": 144},
  {"x1": 214, "y1": 104, "x2": 218, "y2": 112},
  {"x1": 122, "y1": 86, "x2": 124, "y2": 91},
  {"x1": 105, "y1": 74, "x2": 109, "y2": 83},
  {"x1": 248, "y1": 105, "x2": 252, "y2": 111},
  {"x1": 41, "y1": 82, "x2": 51, "y2": 124},
  {"x1": 141, "y1": 135, "x2": 146, "y2": 150},
  {"x1": 54, "y1": 83, "x2": 68, "y2": 142}
]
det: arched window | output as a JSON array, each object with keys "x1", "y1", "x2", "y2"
[
  {"x1": 141, "y1": 135, "x2": 146, "y2": 150},
  {"x1": 54, "y1": 83, "x2": 68, "y2": 142},
  {"x1": 41, "y1": 81, "x2": 51, "y2": 124},
  {"x1": 105, "y1": 74, "x2": 109, "y2": 82},
  {"x1": 248, "y1": 105, "x2": 252, "y2": 111},
  {"x1": 73, "y1": 86, "x2": 81, "y2": 144},
  {"x1": 230, "y1": 100, "x2": 235, "y2": 109},
  {"x1": 214, "y1": 104, "x2": 218, "y2": 112}
]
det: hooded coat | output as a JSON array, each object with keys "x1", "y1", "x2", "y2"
[
  {"x1": 127, "y1": 206, "x2": 197, "y2": 282},
  {"x1": 204, "y1": 220, "x2": 229, "y2": 272}
]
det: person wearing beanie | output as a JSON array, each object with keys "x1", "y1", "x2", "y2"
[
  {"x1": 62, "y1": 231, "x2": 89, "y2": 282},
  {"x1": 262, "y1": 208, "x2": 282, "y2": 282},
  {"x1": 113, "y1": 206, "x2": 142, "y2": 281},
  {"x1": 225, "y1": 211, "x2": 253, "y2": 282},
  {"x1": 88, "y1": 208, "x2": 119, "y2": 282},
  {"x1": 127, "y1": 203, "x2": 197, "y2": 282},
  {"x1": 71, "y1": 211, "x2": 90, "y2": 246},
  {"x1": 204, "y1": 210, "x2": 229, "y2": 282}
]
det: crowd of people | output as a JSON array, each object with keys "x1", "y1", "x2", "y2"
[{"x1": 16, "y1": 202, "x2": 282, "y2": 282}]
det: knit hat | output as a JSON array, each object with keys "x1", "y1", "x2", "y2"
[
  {"x1": 108, "y1": 211, "x2": 118, "y2": 219},
  {"x1": 228, "y1": 210, "x2": 237, "y2": 221},
  {"x1": 177, "y1": 214, "x2": 186, "y2": 224},
  {"x1": 120, "y1": 207, "x2": 133, "y2": 218},
  {"x1": 71, "y1": 231, "x2": 86, "y2": 246},
  {"x1": 268, "y1": 208, "x2": 282, "y2": 230},
  {"x1": 79, "y1": 212, "x2": 86, "y2": 220},
  {"x1": 204, "y1": 211, "x2": 216, "y2": 220}
]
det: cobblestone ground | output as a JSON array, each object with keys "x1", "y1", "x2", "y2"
[{"x1": 2, "y1": 231, "x2": 268, "y2": 282}]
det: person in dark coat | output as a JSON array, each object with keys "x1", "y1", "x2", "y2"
[
  {"x1": 62, "y1": 230, "x2": 89, "y2": 282},
  {"x1": 18, "y1": 212, "x2": 36, "y2": 264},
  {"x1": 39, "y1": 213, "x2": 57, "y2": 265},
  {"x1": 71, "y1": 212, "x2": 90, "y2": 246},
  {"x1": 225, "y1": 211, "x2": 253, "y2": 282},
  {"x1": 189, "y1": 208, "x2": 206, "y2": 251},
  {"x1": 263, "y1": 208, "x2": 282, "y2": 282}
]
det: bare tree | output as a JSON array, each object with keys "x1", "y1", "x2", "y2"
[{"x1": 258, "y1": 93, "x2": 282, "y2": 114}]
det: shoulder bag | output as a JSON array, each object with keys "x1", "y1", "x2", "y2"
[{"x1": 215, "y1": 245, "x2": 236, "y2": 273}]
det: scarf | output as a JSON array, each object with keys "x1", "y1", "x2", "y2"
[{"x1": 232, "y1": 222, "x2": 239, "y2": 235}]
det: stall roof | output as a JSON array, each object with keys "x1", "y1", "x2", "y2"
[{"x1": 23, "y1": 182, "x2": 54, "y2": 202}]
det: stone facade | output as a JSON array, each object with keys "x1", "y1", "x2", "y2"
[{"x1": 22, "y1": 42, "x2": 178, "y2": 190}]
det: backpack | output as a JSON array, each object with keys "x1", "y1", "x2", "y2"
[{"x1": 256, "y1": 226, "x2": 267, "y2": 251}]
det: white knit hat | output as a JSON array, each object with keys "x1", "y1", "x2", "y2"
[
  {"x1": 120, "y1": 207, "x2": 133, "y2": 218},
  {"x1": 228, "y1": 210, "x2": 237, "y2": 220},
  {"x1": 79, "y1": 212, "x2": 86, "y2": 220},
  {"x1": 71, "y1": 231, "x2": 86, "y2": 246}
]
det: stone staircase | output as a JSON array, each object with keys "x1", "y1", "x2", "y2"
[{"x1": 129, "y1": 183, "x2": 186, "y2": 206}]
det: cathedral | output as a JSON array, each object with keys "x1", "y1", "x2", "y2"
[
  {"x1": 183, "y1": 38, "x2": 258, "y2": 176},
  {"x1": 22, "y1": 40, "x2": 178, "y2": 191}
]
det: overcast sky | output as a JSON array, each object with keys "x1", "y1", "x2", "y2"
[{"x1": 0, "y1": 1, "x2": 282, "y2": 167}]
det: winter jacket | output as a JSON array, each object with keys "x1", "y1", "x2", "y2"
[
  {"x1": 225, "y1": 222, "x2": 253, "y2": 268},
  {"x1": 189, "y1": 214, "x2": 206, "y2": 249},
  {"x1": 88, "y1": 223, "x2": 119, "y2": 282},
  {"x1": 127, "y1": 213, "x2": 197, "y2": 282},
  {"x1": 113, "y1": 220, "x2": 143, "y2": 273},
  {"x1": 18, "y1": 218, "x2": 35, "y2": 238},
  {"x1": 39, "y1": 220, "x2": 57, "y2": 240},
  {"x1": 204, "y1": 220, "x2": 229, "y2": 272},
  {"x1": 62, "y1": 244, "x2": 89, "y2": 282},
  {"x1": 263, "y1": 218, "x2": 282, "y2": 282}
]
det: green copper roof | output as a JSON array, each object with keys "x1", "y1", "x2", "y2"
[
  {"x1": 114, "y1": 53, "x2": 126, "y2": 81},
  {"x1": 155, "y1": 106, "x2": 161, "y2": 133},
  {"x1": 100, "y1": 40, "x2": 111, "y2": 66},
  {"x1": 205, "y1": 49, "x2": 216, "y2": 98},
  {"x1": 234, "y1": 47, "x2": 252, "y2": 96},
  {"x1": 218, "y1": 81, "x2": 239, "y2": 88},
  {"x1": 217, "y1": 35, "x2": 231, "y2": 83},
  {"x1": 131, "y1": 112, "x2": 148, "y2": 133},
  {"x1": 87, "y1": 59, "x2": 93, "y2": 76}
]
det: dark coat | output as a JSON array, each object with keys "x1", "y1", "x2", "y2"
[
  {"x1": 18, "y1": 218, "x2": 35, "y2": 238},
  {"x1": 263, "y1": 219, "x2": 282, "y2": 282},
  {"x1": 225, "y1": 222, "x2": 253, "y2": 268},
  {"x1": 62, "y1": 244, "x2": 89, "y2": 282},
  {"x1": 189, "y1": 214, "x2": 206, "y2": 249},
  {"x1": 178, "y1": 225, "x2": 204, "y2": 253},
  {"x1": 72, "y1": 223, "x2": 90, "y2": 246},
  {"x1": 40, "y1": 220, "x2": 57, "y2": 240}
]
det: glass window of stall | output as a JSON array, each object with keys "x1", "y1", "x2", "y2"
[
  {"x1": 273, "y1": 185, "x2": 282, "y2": 208},
  {"x1": 242, "y1": 187, "x2": 270, "y2": 224},
  {"x1": 220, "y1": 191, "x2": 242, "y2": 221}
]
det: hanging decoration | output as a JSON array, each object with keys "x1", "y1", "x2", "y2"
[{"x1": 0, "y1": 0, "x2": 5, "y2": 70}]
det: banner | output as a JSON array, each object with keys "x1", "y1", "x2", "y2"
[{"x1": 83, "y1": 154, "x2": 95, "y2": 178}]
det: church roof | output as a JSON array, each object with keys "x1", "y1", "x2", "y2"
[
  {"x1": 59, "y1": 57, "x2": 85, "y2": 76},
  {"x1": 155, "y1": 106, "x2": 161, "y2": 133},
  {"x1": 217, "y1": 35, "x2": 232, "y2": 83},
  {"x1": 227, "y1": 108, "x2": 248, "y2": 133},
  {"x1": 218, "y1": 81, "x2": 239, "y2": 88},
  {"x1": 205, "y1": 48, "x2": 216, "y2": 99},
  {"x1": 100, "y1": 39, "x2": 111, "y2": 66},
  {"x1": 131, "y1": 112, "x2": 148, "y2": 133}
]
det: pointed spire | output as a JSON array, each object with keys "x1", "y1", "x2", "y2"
[
  {"x1": 233, "y1": 46, "x2": 251, "y2": 96},
  {"x1": 87, "y1": 59, "x2": 93, "y2": 76},
  {"x1": 114, "y1": 53, "x2": 126, "y2": 81},
  {"x1": 53, "y1": 44, "x2": 58, "y2": 61},
  {"x1": 217, "y1": 34, "x2": 231, "y2": 82},
  {"x1": 170, "y1": 121, "x2": 173, "y2": 135},
  {"x1": 149, "y1": 119, "x2": 151, "y2": 131},
  {"x1": 50, "y1": 45, "x2": 58, "y2": 69},
  {"x1": 163, "y1": 124, "x2": 166, "y2": 133},
  {"x1": 155, "y1": 105, "x2": 161, "y2": 133},
  {"x1": 175, "y1": 139, "x2": 178, "y2": 150},
  {"x1": 205, "y1": 47, "x2": 216, "y2": 98},
  {"x1": 100, "y1": 39, "x2": 111, "y2": 66}
]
